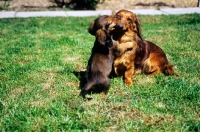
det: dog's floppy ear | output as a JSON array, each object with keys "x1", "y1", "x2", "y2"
[
  {"x1": 96, "y1": 29, "x2": 113, "y2": 47},
  {"x1": 88, "y1": 21, "x2": 96, "y2": 35},
  {"x1": 96, "y1": 29, "x2": 107, "y2": 45},
  {"x1": 135, "y1": 16, "x2": 143, "y2": 40}
]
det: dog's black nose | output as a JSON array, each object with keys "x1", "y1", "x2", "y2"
[{"x1": 116, "y1": 23, "x2": 124, "y2": 30}]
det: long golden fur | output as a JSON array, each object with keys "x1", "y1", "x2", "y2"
[
  {"x1": 112, "y1": 9, "x2": 143, "y2": 86},
  {"x1": 112, "y1": 9, "x2": 177, "y2": 86},
  {"x1": 134, "y1": 39, "x2": 177, "y2": 77}
]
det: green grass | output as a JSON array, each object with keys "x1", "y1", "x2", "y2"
[{"x1": 0, "y1": 14, "x2": 200, "y2": 131}]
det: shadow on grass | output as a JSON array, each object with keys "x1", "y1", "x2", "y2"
[
  {"x1": 72, "y1": 70, "x2": 98, "y2": 100},
  {"x1": 72, "y1": 70, "x2": 87, "y2": 90}
]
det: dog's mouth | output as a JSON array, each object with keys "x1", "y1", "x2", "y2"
[{"x1": 114, "y1": 23, "x2": 128, "y2": 32}]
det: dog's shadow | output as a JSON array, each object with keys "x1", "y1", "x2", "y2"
[{"x1": 72, "y1": 70, "x2": 87, "y2": 90}]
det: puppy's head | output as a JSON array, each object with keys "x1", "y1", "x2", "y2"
[
  {"x1": 114, "y1": 9, "x2": 142, "y2": 40},
  {"x1": 95, "y1": 29, "x2": 113, "y2": 47},
  {"x1": 88, "y1": 15, "x2": 118, "y2": 36}
]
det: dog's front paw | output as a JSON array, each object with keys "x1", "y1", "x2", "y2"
[
  {"x1": 124, "y1": 78, "x2": 133, "y2": 86},
  {"x1": 80, "y1": 90, "x2": 87, "y2": 98}
]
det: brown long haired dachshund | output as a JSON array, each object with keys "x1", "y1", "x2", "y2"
[
  {"x1": 80, "y1": 15, "x2": 118, "y2": 98},
  {"x1": 112, "y1": 9, "x2": 143, "y2": 86},
  {"x1": 112, "y1": 9, "x2": 177, "y2": 86}
]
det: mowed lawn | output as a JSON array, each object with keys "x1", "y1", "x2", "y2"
[{"x1": 0, "y1": 13, "x2": 199, "y2": 131}]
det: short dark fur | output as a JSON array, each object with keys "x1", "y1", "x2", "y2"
[
  {"x1": 88, "y1": 15, "x2": 116, "y2": 36},
  {"x1": 80, "y1": 15, "x2": 117, "y2": 98},
  {"x1": 80, "y1": 29, "x2": 114, "y2": 98}
]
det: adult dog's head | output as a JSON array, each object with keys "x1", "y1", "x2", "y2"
[{"x1": 114, "y1": 9, "x2": 142, "y2": 40}]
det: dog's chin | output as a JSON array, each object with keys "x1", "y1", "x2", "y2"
[{"x1": 105, "y1": 42, "x2": 113, "y2": 48}]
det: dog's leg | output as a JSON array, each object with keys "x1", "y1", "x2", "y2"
[
  {"x1": 80, "y1": 81, "x2": 95, "y2": 98},
  {"x1": 124, "y1": 63, "x2": 134, "y2": 86},
  {"x1": 146, "y1": 66, "x2": 160, "y2": 77},
  {"x1": 144, "y1": 60, "x2": 161, "y2": 77},
  {"x1": 143, "y1": 57, "x2": 159, "y2": 77},
  {"x1": 144, "y1": 55, "x2": 177, "y2": 77},
  {"x1": 163, "y1": 64, "x2": 178, "y2": 76},
  {"x1": 101, "y1": 77, "x2": 110, "y2": 94}
]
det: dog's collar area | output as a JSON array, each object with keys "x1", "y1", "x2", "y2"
[{"x1": 125, "y1": 32, "x2": 134, "y2": 37}]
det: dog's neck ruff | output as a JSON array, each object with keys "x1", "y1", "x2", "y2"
[
  {"x1": 119, "y1": 32, "x2": 137, "y2": 43},
  {"x1": 125, "y1": 32, "x2": 134, "y2": 38}
]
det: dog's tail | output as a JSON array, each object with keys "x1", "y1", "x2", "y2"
[{"x1": 163, "y1": 63, "x2": 178, "y2": 76}]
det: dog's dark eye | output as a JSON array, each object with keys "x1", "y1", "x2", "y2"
[{"x1": 127, "y1": 18, "x2": 132, "y2": 22}]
